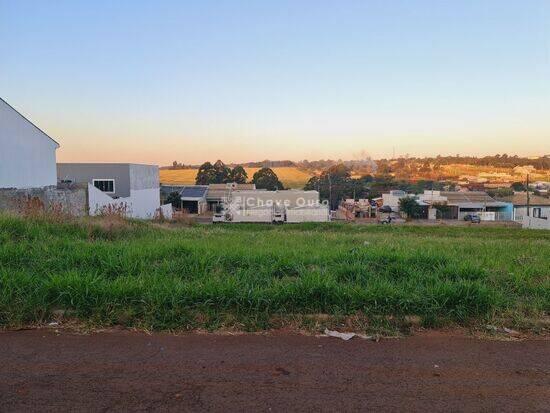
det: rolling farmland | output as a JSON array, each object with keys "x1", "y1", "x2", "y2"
[{"x1": 160, "y1": 167, "x2": 313, "y2": 189}]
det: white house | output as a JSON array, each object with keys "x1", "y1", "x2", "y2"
[
  {"x1": 57, "y1": 163, "x2": 171, "y2": 219},
  {"x1": 0, "y1": 98, "x2": 59, "y2": 188},
  {"x1": 381, "y1": 190, "x2": 410, "y2": 212},
  {"x1": 495, "y1": 193, "x2": 550, "y2": 222}
]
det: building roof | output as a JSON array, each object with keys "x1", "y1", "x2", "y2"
[
  {"x1": 208, "y1": 183, "x2": 256, "y2": 190},
  {"x1": 180, "y1": 185, "x2": 208, "y2": 200},
  {"x1": 160, "y1": 185, "x2": 185, "y2": 195},
  {"x1": 495, "y1": 193, "x2": 550, "y2": 206},
  {"x1": 440, "y1": 191, "x2": 509, "y2": 208},
  {"x1": 206, "y1": 183, "x2": 256, "y2": 201},
  {"x1": 441, "y1": 191, "x2": 494, "y2": 203},
  {"x1": 0, "y1": 97, "x2": 60, "y2": 148}
]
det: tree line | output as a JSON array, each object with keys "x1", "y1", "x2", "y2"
[
  {"x1": 303, "y1": 164, "x2": 458, "y2": 209},
  {"x1": 194, "y1": 160, "x2": 284, "y2": 191},
  {"x1": 167, "y1": 154, "x2": 549, "y2": 173}
]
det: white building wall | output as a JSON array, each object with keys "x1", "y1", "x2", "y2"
[
  {"x1": 88, "y1": 184, "x2": 130, "y2": 216},
  {"x1": 382, "y1": 191, "x2": 408, "y2": 211},
  {"x1": 159, "y1": 204, "x2": 173, "y2": 220},
  {"x1": 417, "y1": 190, "x2": 447, "y2": 204},
  {"x1": 286, "y1": 206, "x2": 330, "y2": 223},
  {"x1": 231, "y1": 190, "x2": 320, "y2": 209},
  {"x1": 231, "y1": 208, "x2": 274, "y2": 223},
  {"x1": 88, "y1": 184, "x2": 163, "y2": 219},
  {"x1": 522, "y1": 216, "x2": 550, "y2": 230},
  {"x1": 514, "y1": 206, "x2": 550, "y2": 221},
  {"x1": 128, "y1": 187, "x2": 161, "y2": 219},
  {"x1": 0, "y1": 99, "x2": 59, "y2": 188}
]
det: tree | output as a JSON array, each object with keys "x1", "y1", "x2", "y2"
[
  {"x1": 377, "y1": 160, "x2": 393, "y2": 175},
  {"x1": 303, "y1": 164, "x2": 361, "y2": 209},
  {"x1": 323, "y1": 163, "x2": 351, "y2": 180},
  {"x1": 170, "y1": 161, "x2": 185, "y2": 169},
  {"x1": 213, "y1": 160, "x2": 231, "y2": 183},
  {"x1": 398, "y1": 197, "x2": 420, "y2": 219},
  {"x1": 367, "y1": 175, "x2": 395, "y2": 198},
  {"x1": 229, "y1": 165, "x2": 248, "y2": 184},
  {"x1": 487, "y1": 187, "x2": 514, "y2": 198},
  {"x1": 432, "y1": 203, "x2": 452, "y2": 219},
  {"x1": 195, "y1": 162, "x2": 217, "y2": 184},
  {"x1": 252, "y1": 167, "x2": 284, "y2": 190},
  {"x1": 165, "y1": 191, "x2": 181, "y2": 208},
  {"x1": 360, "y1": 174, "x2": 374, "y2": 183},
  {"x1": 511, "y1": 182, "x2": 526, "y2": 192},
  {"x1": 196, "y1": 160, "x2": 232, "y2": 184}
]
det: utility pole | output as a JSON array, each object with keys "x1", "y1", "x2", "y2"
[
  {"x1": 328, "y1": 173, "x2": 332, "y2": 211},
  {"x1": 526, "y1": 173, "x2": 530, "y2": 217}
]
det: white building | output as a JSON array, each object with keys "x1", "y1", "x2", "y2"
[
  {"x1": 57, "y1": 163, "x2": 170, "y2": 219},
  {"x1": 381, "y1": 190, "x2": 410, "y2": 212},
  {"x1": 220, "y1": 189, "x2": 329, "y2": 223},
  {"x1": 0, "y1": 98, "x2": 59, "y2": 188},
  {"x1": 495, "y1": 193, "x2": 550, "y2": 222}
]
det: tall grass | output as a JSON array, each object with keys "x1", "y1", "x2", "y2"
[{"x1": 0, "y1": 214, "x2": 548, "y2": 330}]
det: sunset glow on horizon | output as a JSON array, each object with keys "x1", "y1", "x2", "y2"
[{"x1": 1, "y1": 0, "x2": 549, "y2": 165}]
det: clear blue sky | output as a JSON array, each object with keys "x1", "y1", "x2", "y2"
[{"x1": 1, "y1": 0, "x2": 549, "y2": 164}]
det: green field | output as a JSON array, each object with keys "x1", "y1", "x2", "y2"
[{"x1": 0, "y1": 215, "x2": 548, "y2": 332}]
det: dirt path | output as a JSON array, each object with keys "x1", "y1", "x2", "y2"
[{"x1": 1, "y1": 330, "x2": 549, "y2": 412}]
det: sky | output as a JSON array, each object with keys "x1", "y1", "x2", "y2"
[{"x1": 1, "y1": 0, "x2": 549, "y2": 165}]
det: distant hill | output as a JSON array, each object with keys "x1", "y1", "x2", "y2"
[{"x1": 160, "y1": 155, "x2": 549, "y2": 189}]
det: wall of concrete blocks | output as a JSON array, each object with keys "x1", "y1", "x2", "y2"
[{"x1": 0, "y1": 185, "x2": 88, "y2": 217}]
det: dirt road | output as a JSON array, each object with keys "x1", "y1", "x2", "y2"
[{"x1": 1, "y1": 330, "x2": 548, "y2": 412}]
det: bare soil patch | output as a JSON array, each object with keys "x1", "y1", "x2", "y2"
[{"x1": 1, "y1": 329, "x2": 548, "y2": 412}]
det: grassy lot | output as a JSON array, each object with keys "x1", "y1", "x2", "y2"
[
  {"x1": 160, "y1": 166, "x2": 313, "y2": 189},
  {"x1": 0, "y1": 215, "x2": 548, "y2": 332}
]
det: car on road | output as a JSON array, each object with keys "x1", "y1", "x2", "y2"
[{"x1": 463, "y1": 214, "x2": 481, "y2": 223}]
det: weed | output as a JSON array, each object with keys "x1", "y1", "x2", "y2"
[{"x1": 0, "y1": 214, "x2": 548, "y2": 331}]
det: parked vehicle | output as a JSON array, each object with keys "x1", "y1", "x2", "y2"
[
  {"x1": 464, "y1": 214, "x2": 481, "y2": 223},
  {"x1": 380, "y1": 215, "x2": 393, "y2": 224},
  {"x1": 213, "y1": 205, "x2": 230, "y2": 223}
]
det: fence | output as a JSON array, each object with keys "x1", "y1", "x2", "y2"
[{"x1": 0, "y1": 186, "x2": 87, "y2": 216}]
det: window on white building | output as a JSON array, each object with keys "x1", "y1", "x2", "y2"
[
  {"x1": 533, "y1": 207, "x2": 542, "y2": 218},
  {"x1": 93, "y1": 179, "x2": 115, "y2": 193}
]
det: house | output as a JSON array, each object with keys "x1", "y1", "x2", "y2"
[
  {"x1": 441, "y1": 191, "x2": 512, "y2": 221},
  {"x1": 160, "y1": 184, "x2": 211, "y2": 214},
  {"x1": 160, "y1": 182, "x2": 257, "y2": 214},
  {"x1": 417, "y1": 190, "x2": 513, "y2": 221},
  {"x1": 57, "y1": 163, "x2": 166, "y2": 219},
  {"x1": 159, "y1": 185, "x2": 186, "y2": 205},
  {"x1": 0, "y1": 97, "x2": 59, "y2": 188},
  {"x1": 494, "y1": 193, "x2": 550, "y2": 222},
  {"x1": 179, "y1": 186, "x2": 209, "y2": 214},
  {"x1": 381, "y1": 190, "x2": 429, "y2": 217},
  {"x1": 381, "y1": 190, "x2": 408, "y2": 212}
]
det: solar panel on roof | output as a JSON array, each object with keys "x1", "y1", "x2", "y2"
[{"x1": 181, "y1": 186, "x2": 208, "y2": 198}]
